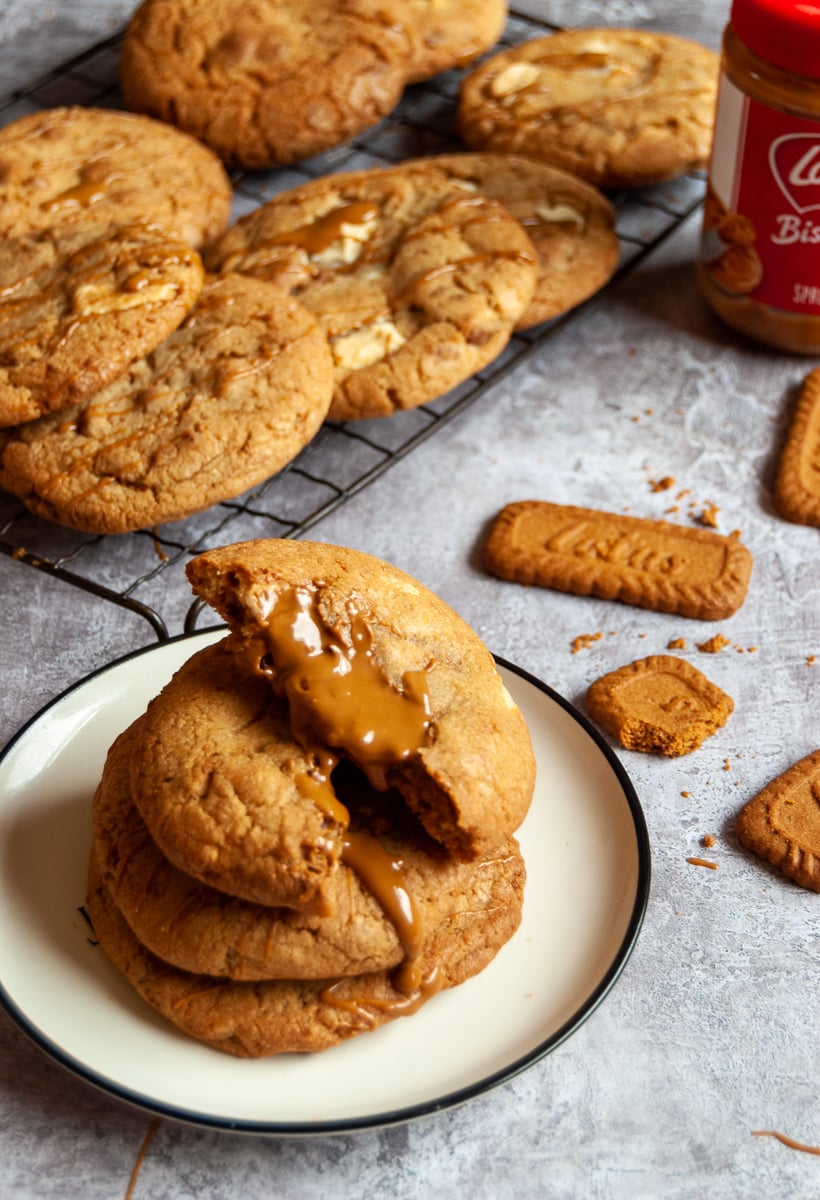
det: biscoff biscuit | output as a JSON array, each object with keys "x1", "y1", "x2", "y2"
[
  {"x1": 95, "y1": 719, "x2": 521, "y2": 980},
  {"x1": 457, "y1": 28, "x2": 719, "y2": 189},
  {"x1": 120, "y1": 0, "x2": 415, "y2": 169},
  {"x1": 773, "y1": 368, "x2": 820, "y2": 527},
  {"x1": 0, "y1": 222, "x2": 204, "y2": 428},
  {"x1": 484, "y1": 500, "x2": 753, "y2": 621},
  {"x1": 735, "y1": 751, "x2": 820, "y2": 893},
  {"x1": 186, "y1": 539, "x2": 536, "y2": 869},
  {"x1": 0, "y1": 106, "x2": 232, "y2": 249},
  {"x1": 586, "y1": 655, "x2": 733, "y2": 757},
  {"x1": 86, "y1": 841, "x2": 525, "y2": 1056},
  {"x1": 398, "y1": 153, "x2": 619, "y2": 330},
  {"x1": 0, "y1": 274, "x2": 334, "y2": 534},
  {"x1": 205, "y1": 167, "x2": 537, "y2": 420}
]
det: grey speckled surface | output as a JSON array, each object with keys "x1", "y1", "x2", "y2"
[{"x1": 1, "y1": 3, "x2": 818, "y2": 1199}]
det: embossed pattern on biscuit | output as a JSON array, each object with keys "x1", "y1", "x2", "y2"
[
  {"x1": 484, "y1": 500, "x2": 753, "y2": 620},
  {"x1": 774, "y1": 368, "x2": 820, "y2": 527},
  {"x1": 585, "y1": 654, "x2": 733, "y2": 757},
  {"x1": 736, "y1": 750, "x2": 820, "y2": 892},
  {"x1": 457, "y1": 29, "x2": 719, "y2": 188},
  {"x1": 0, "y1": 223, "x2": 204, "y2": 428}
]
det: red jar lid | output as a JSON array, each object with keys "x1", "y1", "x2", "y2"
[{"x1": 732, "y1": 0, "x2": 820, "y2": 79}]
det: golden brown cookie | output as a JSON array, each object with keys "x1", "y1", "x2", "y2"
[
  {"x1": 0, "y1": 106, "x2": 232, "y2": 249},
  {"x1": 484, "y1": 500, "x2": 754, "y2": 621},
  {"x1": 736, "y1": 750, "x2": 820, "y2": 893},
  {"x1": 120, "y1": 0, "x2": 415, "y2": 169},
  {"x1": 773, "y1": 368, "x2": 820, "y2": 527},
  {"x1": 586, "y1": 655, "x2": 733, "y2": 756},
  {"x1": 185, "y1": 539, "x2": 536, "y2": 876},
  {"x1": 0, "y1": 222, "x2": 204, "y2": 428},
  {"x1": 205, "y1": 167, "x2": 537, "y2": 420},
  {"x1": 400, "y1": 153, "x2": 618, "y2": 328},
  {"x1": 95, "y1": 718, "x2": 521, "y2": 980},
  {"x1": 0, "y1": 274, "x2": 334, "y2": 534},
  {"x1": 457, "y1": 28, "x2": 719, "y2": 189},
  {"x1": 401, "y1": 0, "x2": 508, "y2": 83},
  {"x1": 86, "y1": 839, "x2": 525, "y2": 1056}
]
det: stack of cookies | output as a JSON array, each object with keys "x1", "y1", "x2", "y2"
[{"x1": 87, "y1": 540, "x2": 536, "y2": 1055}]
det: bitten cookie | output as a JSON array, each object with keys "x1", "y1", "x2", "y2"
[
  {"x1": 0, "y1": 222, "x2": 204, "y2": 427},
  {"x1": 0, "y1": 274, "x2": 334, "y2": 533},
  {"x1": 0, "y1": 106, "x2": 232, "y2": 248},
  {"x1": 586, "y1": 655, "x2": 733, "y2": 756},
  {"x1": 457, "y1": 28, "x2": 719, "y2": 189},
  {"x1": 774, "y1": 368, "x2": 820, "y2": 527},
  {"x1": 205, "y1": 167, "x2": 537, "y2": 419},
  {"x1": 120, "y1": 0, "x2": 414, "y2": 169},
  {"x1": 185, "y1": 539, "x2": 536, "y2": 875},
  {"x1": 86, "y1": 841, "x2": 525, "y2": 1057},
  {"x1": 735, "y1": 750, "x2": 820, "y2": 893},
  {"x1": 484, "y1": 500, "x2": 753, "y2": 620},
  {"x1": 96, "y1": 717, "x2": 521, "y2": 980},
  {"x1": 400, "y1": 153, "x2": 619, "y2": 328}
]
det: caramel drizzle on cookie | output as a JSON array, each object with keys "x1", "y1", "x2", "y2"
[{"x1": 253, "y1": 586, "x2": 435, "y2": 996}]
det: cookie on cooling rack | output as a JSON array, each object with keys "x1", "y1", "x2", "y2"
[
  {"x1": 0, "y1": 222, "x2": 204, "y2": 428},
  {"x1": 401, "y1": 0, "x2": 508, "y2": 83},
  {"x1": 399, "y1": 153, "x2": 619, "y2": 328},
  {"x1": 0, "y1": 274, "x2": 334, "y2": 533},
  {"x1": 0, "y1": 106, "x2": 232, "y2": 248},
  {"x1": 205, "y1": 166, "x2": 537, "y2": 419},
  {"x1": 457, "y1": 28, "x2": 719, "y2": 189}
]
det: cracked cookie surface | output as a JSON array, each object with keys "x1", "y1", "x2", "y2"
[
  {"x1": 0, "y1": 222, "x2": 204, "y2": 427},
  {"x1": 205, "y1": 167, "x2": 537, "y2": 419},
  {"x1": 0, "y1": 106, "x2": 232, "y2": 248},
  {"x1": 457, "y1": 28, "x2": 719, "y2": 189},
  {"x1": 0, "y1": 273, "x2": 333, "y2": 533}
]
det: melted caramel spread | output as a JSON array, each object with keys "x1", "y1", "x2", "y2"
[
  {"x1": 252, "y1": 586, "x2": 435, "y2": 996},
  {"x1": 266, "y1": 201, "x2": 379, "y2": 256}
]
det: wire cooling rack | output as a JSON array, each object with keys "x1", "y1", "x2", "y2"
[{"x1": 0, "y1": 8, "x2": 707, "y2": 639}]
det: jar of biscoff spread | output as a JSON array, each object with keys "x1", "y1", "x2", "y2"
[{"x1": 697, "y1": 0, "x2": 820, "y2": 352}]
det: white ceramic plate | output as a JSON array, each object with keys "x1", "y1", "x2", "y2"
[{"x1": 0, "y1": 630, "x2": 649, "y2": 1134}]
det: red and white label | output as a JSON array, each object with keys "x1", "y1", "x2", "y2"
[{"x1": 703, "y1": 71, "x2": 820, "y2": 312}]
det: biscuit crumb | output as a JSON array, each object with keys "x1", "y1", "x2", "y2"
[
  {"x1": 696, "y1": 633, "x2": 731, "y2": 653},
  {"x1": 697, "y1": 501, "x2": 720, "y2": 528},
  {"x1": 681, "y1": 790, "x2": 690, "y2": 798},
  {"x1": 650, "y1": 475, "x2": 675, "y2": 492},
  {"x1": 701, "y1": 834, "x2": 716, "y2": 848},
  {"x1": 686, "y1": 856, "x2": 718, "y2": 869},
  {"x1": 808, "y1": 655, "x2": 817, "y2": 666},
  {"x1": 667, "y1": 637, "x2": 686, "y2": 650},
  {"x1": 571, "y1": 631, "x2": 602, "y2": 653},
  {"x1": 723, "y1": 757, "x2": 732, "y2": 771}
]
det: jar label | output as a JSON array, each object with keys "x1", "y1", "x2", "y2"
[{"x1": 700, "y1": 71, "x2": 820, "y2": 313}]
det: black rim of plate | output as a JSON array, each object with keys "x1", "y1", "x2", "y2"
[{"x1": 0, "y1": 630, "x2": 652, "y2": 1137}]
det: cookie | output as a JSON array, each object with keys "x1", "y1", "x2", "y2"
[
  {"x1": 185, "y1": 540, "x2": 536, "y2": 875},
  {"x1": 457, "y1": 29, "x2": 719, "y2": 189},
  {"x1": 484, "y1": 500, "x2": 753, "y2": 621},
  {"x1": 773, "y1": 368, "x2": 820, "y2": 527},
  {"x1": 0, "y1": 106, "x2": 232, "y2": 249},
  {"x1": 400, "y1": 153, "x2": 619, "y2": 328},
  {"x1": 735, "y1": 750, "x2": 820, "y2": 893},
  {"x1": 0, "y1": 274, "x2": 334, "y2": 533},
  {"x1": 0, "y1": 222, "x2": 204, "y2": 428},
  {"x1": 120, "y1": 0, "x2": 414, "y2": 170},
  {"x1": 205, "y1": 167, "x2": 537, "y2": 419},
  {"x1": 401, "y1": 0, "x2": 508, "y2": 84},
  {"x1": 586, "y1": 655, "x2": 733, "y2": 756},
  {"x1": 95, "y1": 718, "x2": 521, "y2": 980},
  {"x1": 86, "y1": 839, "x2": 525, "y2": 1056}
]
